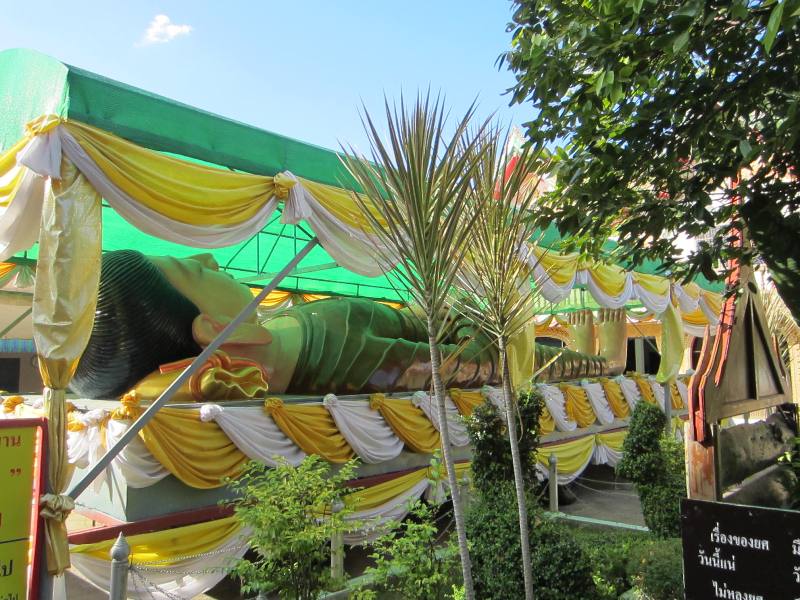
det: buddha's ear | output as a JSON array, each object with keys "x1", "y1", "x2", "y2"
[{"x1": 192, "y1": 314, "x2": 272, "y2": 348}]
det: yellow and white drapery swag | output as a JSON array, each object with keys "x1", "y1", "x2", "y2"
[{"x1": 3, "y1": 377, "x2": 687, "y2": 490}]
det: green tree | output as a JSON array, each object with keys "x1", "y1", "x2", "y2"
[
  {"x1": 454, "y1": 131, "x2": 547, "y2": 600},
  {"x1": 226, "y1": 456, "x2": 359, "y2": 599},
  {"x1": 343, "y1": 95, "x2": 488, "y2": 599},
  {"x1": 503, "y1": 0, "x2": 800, "y2": 320}
]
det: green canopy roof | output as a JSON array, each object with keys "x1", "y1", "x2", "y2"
[{"x1": 0, "y1": 48, "x2": 721, "y2": 307}]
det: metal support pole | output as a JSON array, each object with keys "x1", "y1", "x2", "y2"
[
  {"x1": 634, "y1": 338, "x2": 645, "y2": 373},
  {"x1": 548, "y1": 453, "x2": 558, "y2": 513},
  {"x1": 68, "y1": 238, "x2": 320, "y2": 500},
  {"x1": 109, "y1": 533, "x2": 130, "y2": 600},
  {"x1": 662, "y1": 381, "x2": 672, "y2": 436},
  {"x1": 0, "y1": 306, "x2": 31, "y2": 338},
  {"x1": 330, "y1": 500, "x2": 344, "y2": 582}
]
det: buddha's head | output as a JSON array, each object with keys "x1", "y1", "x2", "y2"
[{"x1": 71, "y1": 250, "x2": 273, "y2": 399}]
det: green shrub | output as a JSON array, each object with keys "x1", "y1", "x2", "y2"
[
  {"x1": 627, "y1": 538, "x2": 684, "y2": 600},
  {"x1": 226, "y1": 456, "x2": 359, "y2": 600},
  {"x1": 464, "y1": 387, "x2": 544, "y2": 495},
  {"x1": 617, "y1": 402, "x2": 686, "y2": 537},
  {"x1": 466, "y1": 486, "x2": 596, "y2": 599},
  {"x1": 355, "y1": 500, "x2": 460, "y2": 600},
  {"x1": 568, "y1": 526, "x2": 648, "y2": 599}
]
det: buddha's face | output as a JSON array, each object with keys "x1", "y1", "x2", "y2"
[{"x1": 149, "y1": 253, "x2": 257, "y2": 325}]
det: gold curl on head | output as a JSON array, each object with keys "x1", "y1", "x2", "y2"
[{"x1": 369, "y1": 393, "x2": 386, "y2": 411}]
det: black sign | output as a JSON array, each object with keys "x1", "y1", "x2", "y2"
[{"x1": 681, "y1": 499, "x2": 800, "y2": 599}]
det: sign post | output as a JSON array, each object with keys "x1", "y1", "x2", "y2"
[
  {"x1": 682, "y1": 498, "x2": 800, "y2": 599},
  {"x1": 0, "y1": 418, "x2": 46, "y2": 600}
]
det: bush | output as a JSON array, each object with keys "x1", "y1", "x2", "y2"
[
  {"x1": 617, "y1": 402, "x2": 686, "y2": 537},
  {"x1": 568, "y1": 526, "x2": 648, "y2": 599},
  {"x1": 466, "y1": 486, "x2": 596, "y2": 599},
  {"x1": 355, "y1": 500, "x2": 460, "y2": 600},
  {"x1": 226, "y1": 456, "x2": 358, "y2": 600},
  {"x1": 627, "y1": 538, "x2": 684, "y2": 600},
  {"x1": 465, "y1": 387, "x2": 544, "y2": 495}
]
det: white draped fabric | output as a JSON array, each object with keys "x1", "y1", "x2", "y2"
[
  {"x1": 412, "y1": 391, "x2": 470, "y2": 447},
  {"x1": 105, "y1": 418, "x2": 171, "y2": 488},
  {"x1": 323, "y1": 394, "x2": 405, "y2": 463},
  {"x1": 8, "y1": 126, "x2": 393, "y2": 276},
  {"x1": 536, "y1": 384, "x2": 578, "y2": 432},
  {"x1": 70, "y1": 529, "x2": 249, "y2": 600},
  {"x1": 580, "y1": 381, "x2": 616, "y2": 425},
  {"x1": 617, "y1": 377, "x2": 642, "y2": 410},
  {"x1": 593, "y1": 439, "x2": 624, "y2": 467},
  {"x1": 344, "y1": 478, "x2": 430, "y2": 545},
  {"x1": 650, "y1": 379, "x2": 668, "y2": 411},
  {"x1": 532, "y1": 260, "x2": 576, "y2": 304},
  {"x1": 582, "y1": 269, "x2": 636, "y2": 309},
  {"x1": 199, "y1": 403, "x2": 306, "y2": 467}
]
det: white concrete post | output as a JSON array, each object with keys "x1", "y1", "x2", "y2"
[
  {"x1": 109, "y1": 533, "x2": 130, "y2": 600},
  {"x1": 548, "y1": 453, "x2": 558, "y2": 512}
]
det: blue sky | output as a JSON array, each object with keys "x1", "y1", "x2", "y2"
[{"x1": 0, "y1": 1, "x2": 528, "y2": 152}]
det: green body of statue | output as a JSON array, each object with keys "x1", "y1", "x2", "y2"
[{"x1": 71, "y1": 251, "x2": 610, "y2": 399}]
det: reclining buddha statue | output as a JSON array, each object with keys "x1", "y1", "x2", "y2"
[{"x1": 69, "y1": 250, "x2": 626, "y2": 401}]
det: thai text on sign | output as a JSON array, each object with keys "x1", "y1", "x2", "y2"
[{"x1": 0, "y1": 419, "x2": 46, "y2": 600}]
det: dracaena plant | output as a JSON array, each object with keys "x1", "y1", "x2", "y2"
[
  {"x1": 341, "y1": 93, "x2": 490, "y2": 600},
  {"x1": 453, "y1": 129, "x2": 549, "y2": 600}
]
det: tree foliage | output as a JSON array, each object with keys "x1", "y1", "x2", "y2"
[
  {"x1": 226, "y1": 456, "x2": 358, "y2": 599},
  {"x1": 503, "y1": 0, "x2": 800, "y2": 319}
]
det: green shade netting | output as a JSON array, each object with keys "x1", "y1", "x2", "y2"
[{"x1": 0, "y1": 48, "x2": 721, "y2": 307}]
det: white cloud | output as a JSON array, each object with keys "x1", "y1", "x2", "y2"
[{"x1": 138, "y1": 14, "x2": 192, "y2": 46}]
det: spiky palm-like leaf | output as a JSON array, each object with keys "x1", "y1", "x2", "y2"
[
  {"x1": 341, "y1": 94, "x2": 490, "y2": 600},
  {"x1": 453, "y1": 130, "x2": 548, "y2": 600}
]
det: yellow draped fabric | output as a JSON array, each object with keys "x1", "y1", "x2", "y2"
[
  {"x1": 533, "y1": 247, "x2": 579, "y2": 285},
  {"x1": 656, "y1": 301, "x2": 685, "y2": 384},
  {"x1": 251, "y1": 289, "x2": 294, "y2": 308},
  {"x1": 633, "y1": 272, "x2": 671, "y2": 296},
  {"x1": 587, "y1": 262, "x2": 629, "y2": 297},
  {"x1": 369, "y1": 394, "x2": 440, "y2": 454},
  {"x1": 447, "y1": 389, "x2": 485, "y2": 417},
  {"x1": 33, "y1": 157, "x2": 102, "y2": 575},
  {"x1": 141, "y1": 407, "x2": 247, "y2": 489},
  {"x1": 559, "y1": 384, "x2": 597, "y2": 428},
  {"x1": 537, "y1": 435, "x2": 596, "y2": 473},
  {"x1": 506, "y1": 321, "x2": 537, "y2": 388},
  {"x1": 596, "y1": 429, "x2": 627, "y2": 452},
  {"x1": 597, "y1": 379, "x2": 630, "y2": 418},
  {"x1": 301, "y1": 178, "x2": 387, "y2": 231},
  {"x1": 65, "y1": 121, "x2": 277, "y2": 226},
  {"x1": 670, "y1": 383, "x2": 684, "y2": 410},
  {"x1": 264, "y1": 398, "x2": 354, "y2": 463},
  {"x1": 539, "y1": 406, "x2": 556, "y2": 435},
  {"x1": 71, "y1": 516, "x2": 241, "y2": 564},
  {"x1": 633, "y1": 377, "x2": 657, "y2": 404},
  {"x1": 0, "y1": 262, "x2": 15, "y2": 279},
  {"x1": 344, "y1": 468, "x2": 429, "y2": 511}
]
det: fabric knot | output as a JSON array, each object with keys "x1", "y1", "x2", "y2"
[
  {"x1": 39, "y1": 493, "x2": 74, "y2": 522},
  {"x1": 273, "y1": 171, "x2": 298, "y2": 200},
  {"x1": 199, "y1": 404, "x2": 224, "y2": 422},
  {"x1": 369, "y1": 393, "x2": 385, "y2": 411},
  {"x1": 322, "y1": 393, "x2": 338, "y2": 408},
  {"x1": 25, "y1": 114, "x2": 62, "y2": 137},
  {"x1": 2, "y1": 395, "x2": 24, "y2": 414},
  {"x1": 264, "y1": 397, "x2": 284, "y2": 415},
  {"x1": 112, "y1": 391, "x2": 142, "y2": 420}
]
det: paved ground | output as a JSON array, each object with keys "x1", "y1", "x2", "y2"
[
  {"x1": 559, "y1": 464, "x2": 646, "y2": 527},
  {"x1": 64, "y1": 465, "x2": 643, "y2": 598}
]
